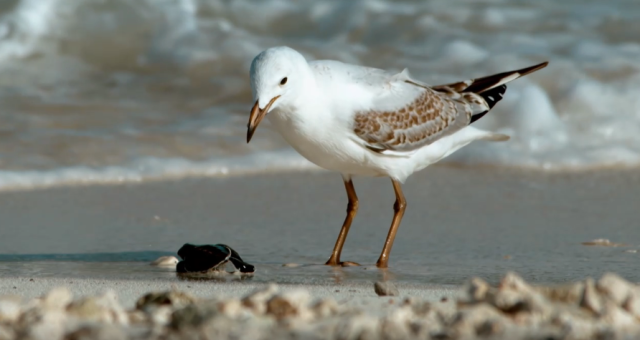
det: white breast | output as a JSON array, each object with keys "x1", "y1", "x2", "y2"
[{"x1": 267, "y1": 108, "x2": 383, "y2": 177}]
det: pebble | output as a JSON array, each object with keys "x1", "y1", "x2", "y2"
[
  {"x1": 374, "y1": 281, "x2": 399, "y2": 297},
  {"x1": 597, "y1": 273, "x2": 633, "y2": 306},
  {"x1": 582, "y1": 278, "x2": 603, "y2": 314},
  {"x1": 581, "y1": 238, "x2": 627, "y2": 247},
  {"x1": 0, "y1": 325, "x2": 14, "y2": 340},
  {"x1": 24, "y1": 311, "x2": 68, "y2": 340},
  {"x1": 625, "y1": 290, "x2": 640, "y2": 317},
  {"x1": 0, "y1": 273, "x2": 639, "y2": 339},
  {"x1": 41, "y1": 286, "x2": 72, "y2": 310},
  {"x1": 148, "y1": 306, "x2": 173, "y2": 326},
  {"x1": 241, "y1": 284, "x2": 278, "y2": 315},
  {"x1": 311, "y1": 299, "x2": 339, "y2": 318},
  {"x1": 265, "y1": 296, "x2": 298, "y2": 320},
  {"x1": 170, "y1": 301, "x2": 219, "y2": 330},
  {"x1": 217, "y1": 298, "x2": 243, "y2": 318},
  {"x1": 536, "y1": 281, "x2": 584, "y2": 304},
  {"x1": 0, "y1": 297, "x2": 21, "y2": 323},
  {"x1": 266, "y1": 290, "x2": 313, "y2": 321},
  {"x1": 450, "y1": 304, "x2": 506, "y2": 338},
  {"x1": 126, "y1": 310, "x2": 147, "y2": 324},
  {"x1": 150, "y1": 256, "x2": 179, "y2": 267},
  {"x1": 65, "y1": 324, "x2": 127, "y2": 340},
  {"x1": 66, "y1": 290, "x2": 128, "y2": 325},
  {"x1": 465, "y1": 277, "x2": 490, "y2": 302},
  {"x1": 135, "y1": 290, "x2": 197, "y2": 311}
]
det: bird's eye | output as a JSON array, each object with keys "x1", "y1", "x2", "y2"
[{"x1": 280, "y1": 77, "x2": 288, "y2": 85}]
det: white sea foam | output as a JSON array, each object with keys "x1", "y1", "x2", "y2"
[
  {"x1": 0, "y1": 150, "x2": 319, "y2": 192},
  {"x1": 0, "y1": 0, "x2": 639, "y2": 190}
]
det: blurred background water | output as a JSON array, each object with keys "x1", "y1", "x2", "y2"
[{"x1": 1, "y1": 0, "x2": 640, "y2": 190}]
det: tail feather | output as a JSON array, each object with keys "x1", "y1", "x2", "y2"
[
  {"x1": 432, "y1": 61, "x2": 548, "y2": 95},
  {"x1": 432, "y1": 61, "x2": 548, "y2": 125},
  {"x1": 463, "y1": 61, "x2": 548, "y2": 93}
]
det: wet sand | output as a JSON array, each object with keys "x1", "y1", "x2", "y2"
[
  {"x1": 0, "y1": 277, "x2": 456, "y2": 310},
  {"x1": 0, "y1": 165, "x2": 638, "y2": 286}
]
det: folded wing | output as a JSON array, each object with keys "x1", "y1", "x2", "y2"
[{"x1": 352, "y1": 61, "x2": 548, "y2": 154}]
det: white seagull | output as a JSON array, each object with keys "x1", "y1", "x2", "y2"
[{"x1": 247, "y1": 46, "x2": 548, "y2": 268}]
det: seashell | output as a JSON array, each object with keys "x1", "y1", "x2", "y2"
[{"x1": 150, "y1": 256, "x2": 179, "y2": 267}]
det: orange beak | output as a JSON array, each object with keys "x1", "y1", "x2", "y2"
[{"x1": 247, "y1": 96, "x2": 280, "y2": 143}]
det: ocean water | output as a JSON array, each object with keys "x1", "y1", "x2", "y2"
[{"x1": 1, "y1": 0, "x2": 640, "y2": 190}]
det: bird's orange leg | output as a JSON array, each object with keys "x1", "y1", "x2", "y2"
[
  {"x1": 375, "y1": 178, "x2": 406, "y2": 268},
  {"x1": 326, "y1": 178, "x2": 359, "y2": 266}
]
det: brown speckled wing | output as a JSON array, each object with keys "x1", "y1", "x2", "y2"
[
  {"x1": 353, "y1": 86, "x2": 485, "y2": 153},
  {"x1": 352, "y1": 61, "x2": 549, "y2": 153}
]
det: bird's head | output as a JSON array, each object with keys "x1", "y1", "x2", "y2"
[{"x1": 247, "y1": 46, "x2": 309, "y2": 143}]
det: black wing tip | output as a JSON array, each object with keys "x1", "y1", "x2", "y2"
[
  {"x1": 469, "y1": 84, "x2": 507, "y2": 124},
  {"x1": 463, "y1": 60, "x2": 549, "y2": 94},
  {"x1": 479, "y1": 84, "x2": 507, "y2": 110},
  {"x1": 470, "y1": 110, "x2": 489, "y2": 124}
]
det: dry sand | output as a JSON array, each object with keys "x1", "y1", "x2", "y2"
[
  {"x1": 0, "y1": 277, "x2": 456, "y2": 310},
  {"x1": 2, "y1": 273, "x2": 640, "y2": 339}
]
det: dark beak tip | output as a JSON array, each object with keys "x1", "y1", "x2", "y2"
[{"x1": 246, "y1": 127, "x2": 254, "y2": 143}]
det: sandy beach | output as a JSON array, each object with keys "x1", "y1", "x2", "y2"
[
  {"x1": 0, "y1": 166, "x2": 640, "y2": 339},
  {"x1": 0, "y1": 165, "x2": 637, "y2": 339},
  {"x1": 1, "y1": 166, "x2": 638, "y2": 284},
  {"x1": 1, "y1": 1, "x2": 640, "y2": 338},
  {"x1": 1, "y1": 270, "x2": 640, "y2": 339}
]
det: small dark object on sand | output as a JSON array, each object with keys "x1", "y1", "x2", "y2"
[
  {"x1": 374, "y1": 281, "x2": 399, "y2": 297},
  {"x1": 177, "y1": 244, "x2": 255, "y2": 274}
]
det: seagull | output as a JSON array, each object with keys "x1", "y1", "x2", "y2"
[{"x1": 247, "y1": 46, "x2": 548, "y2": 268}]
